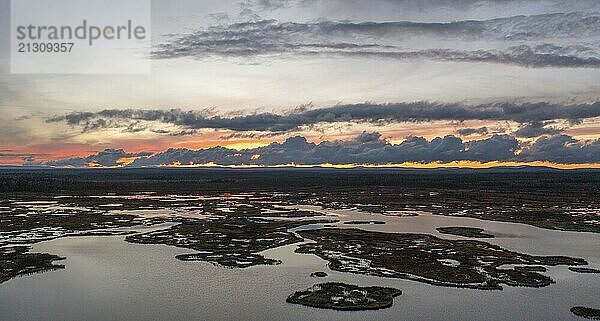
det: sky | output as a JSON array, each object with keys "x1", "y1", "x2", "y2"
[{"x1": 1, "y1": 0, "x2": 599, "y2": 167}]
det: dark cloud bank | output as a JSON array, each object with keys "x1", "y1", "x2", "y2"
[
  {"x1": 46, "y1": 149, "x2": 152, "y2": 168},
  {"x1": 48, "y1": 101, "x2": 600, "y2": 134},
  {"x1": 44, "y1": 132, "x2": 600, "y2": 167}
]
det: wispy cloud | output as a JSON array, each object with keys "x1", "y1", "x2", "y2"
[
  {"x1": 250, "y1": 0, "x2": 600, "y2": 13},
  {"x1": 153, "y1": 13, "x2": 600, "y2": 67},
  {"x1": 0, "y1": 153, "x2": 49, "y2": 158},
  {"x1": 457, "y1": 126, "x2": 489, "y2": 136}
]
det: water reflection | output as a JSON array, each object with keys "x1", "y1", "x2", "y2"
[{"x1": 0, "y1": 208, "x2": 598, "y2": 321}]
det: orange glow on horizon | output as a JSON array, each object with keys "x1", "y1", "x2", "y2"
[
  {"x1": 115, "y1": 156, "x2": 146, "y2": 167},
  {"x1": 149, "y1": 160, "x2": 600, "y2": 170}
]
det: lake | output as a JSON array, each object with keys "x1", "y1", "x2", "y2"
[{"x1": 0, "y1": 208, "x2": 598, "y2": 321}]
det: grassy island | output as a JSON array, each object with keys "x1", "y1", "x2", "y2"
[
  {"x1": 344, "y1": 221, "x2": 385, "y2": 225},
  {"x1": 436, "y1": 226, "x2": 494, "y2": 238},
  {"x1": 296, "y1": 228, "x2": 587, "y2": 290},
  {"x1": 287, "y1": 282, "x2": 402, "y2": 310},
  {"x1": 571, "y1": 306, "x2": 600, "y2": 320},
  {"x1": 569, "y1": 267, "x2": 600, "y2": 274}
]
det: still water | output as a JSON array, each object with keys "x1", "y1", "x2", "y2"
[{"x1": 0, "y1": 209, "x2": 598, "y2": 321}]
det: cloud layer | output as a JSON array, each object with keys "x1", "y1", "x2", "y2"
[
  {"x1": 43, "y1": 132, "x2": 600, "y2": 167},
  {"x1": 512, "y1": 121, "x2": 562, "y2": 138},
  {"x1": 153, "y1": 12, "x2": 600, "y2": 67},
  {"x1": 252, "y1": 0, "x2": 600, "y2": 13},
  {"x1": 45, "y1": 149, "x2": 153, "y2": 167},
  {"x1": 48, "y1": 101, "x2": 600, "y2": 135}
]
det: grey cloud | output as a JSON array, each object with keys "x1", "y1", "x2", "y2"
[
  {"x1": 149, "y1": 128, "x2": 199, "y2": 136},
  {"x1": 513, "y1": 121, "x2": 562, "y2": 138},
  {"x1": 518, "y1": 135, "x2": 600, "y2": 163},
  {"x1": 0, "y1": 152, "x2": 49, "y2": 158},
  {"x1": 250, "y1": 0, "x2": 304, "y2": 10},
  {"x1": 457, "y1": 127, "x2": 488, "y2": 136},
  {"x1": 314, "y1": 45, "x2": 600, "y2": 68},
  {"x1": 0, "y1": 153, "x2": 49, "y2": 165},
  {"x1": 125, "y1": 132, "x2": 521, "y2": 167},
  {"x1": 465, "y1": 134, "x2": 518, "y2": 161},
  {"x1": 153, "y1": 13, "x2": 600, "y2": 67},
  {"x1": 220, "y1": 131, "x2": 284, "y2": 140},
  {"x1": 253, "y1": 0, "x2": 600, "y2": 12},
  {"x1": 45, "y1": 149, "x2": 153, "y2": 167},
  {"x1": 44, "y1": 132, "x2": 599, "y2": 167},
  {"x1": 48, "y1": 101, "x2": 600, "y2": 134},
  {"x1": 22, "y1": 156, "x2": 38, "y2": 163}
]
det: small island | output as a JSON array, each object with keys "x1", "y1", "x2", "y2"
[
  {"x1": 343, "y1": 220, "x2": 385, "y2": 225},
  {"x1": 571, "y1": 306, "x2": 600, "y2": 320},
  {"x1": 514, "y1": 266, "x2": 547, "y2": 272},
  {"x1": 286, "y1": 282, "x2": 402, "y2": 310},
  {"x1": 436, "y1": 226, "x2": 494, "y2": 238},
  {"x1": 569, "y1": 267, "x2": 600, "y2": 274},
  {"x1": 310, "y1": 271, "x2": 328, "y2": 277}
]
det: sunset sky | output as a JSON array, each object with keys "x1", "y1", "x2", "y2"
[{"x1": 1, "y1": 0, "x2": 599, "y2": 167}]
